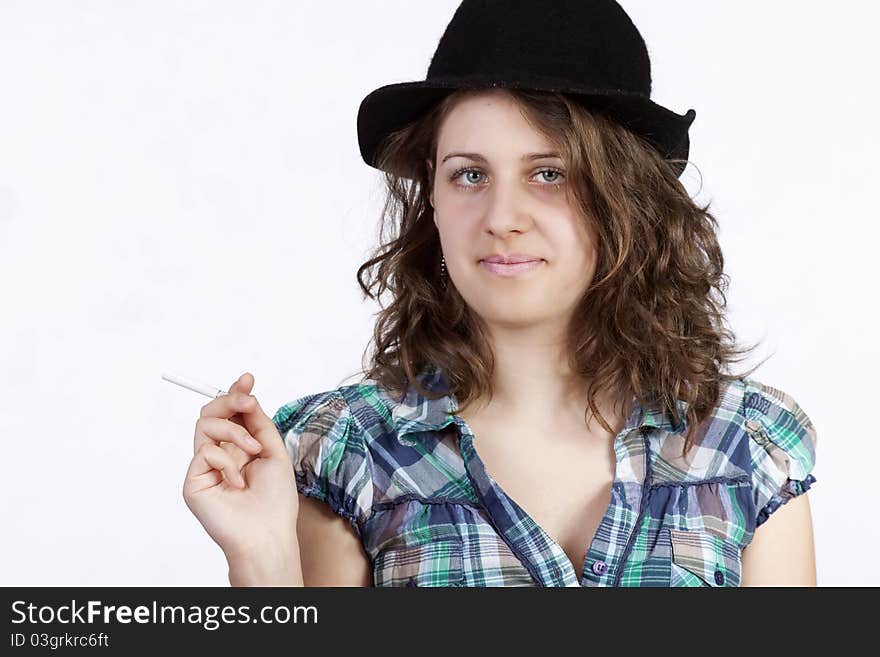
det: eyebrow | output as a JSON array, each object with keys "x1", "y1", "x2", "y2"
[{"x1": 439, "y1": 151, "x2": 563, "y2": 165}]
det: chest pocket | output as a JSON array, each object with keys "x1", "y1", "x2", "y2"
[
  {"x1": 373, "y1": 525, "x2": 464, "y2": 587},
  {"x1": 669, "y1": 528, "x2": 743, "y2": 587}
]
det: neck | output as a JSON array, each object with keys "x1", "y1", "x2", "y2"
[{"x1": 461, "y1": 324, "x2": 628, "y2": 434}]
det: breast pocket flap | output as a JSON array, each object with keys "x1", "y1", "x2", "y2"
[
  {"x1": 669, "y1": 528, "x2": 742, "y2": 587},
  {"x1": 374, "y1": 526, "x2": 465, "y2": 587}
]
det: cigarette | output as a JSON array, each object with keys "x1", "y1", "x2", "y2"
[{"x1": 162, "y1": 371, "x2": 228, "y2": 399}]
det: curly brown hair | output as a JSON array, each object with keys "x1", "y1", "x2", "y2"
[{"x1": 344, "y1": 87, "x2": 769, "y2": 457}]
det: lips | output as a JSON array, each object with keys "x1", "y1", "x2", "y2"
[
  {"x1": 479, "y1": 259, "x2": 544, "y2": 277},
  {"x1": 480, "y1": 254, "x2": 542, "y2": 264}
]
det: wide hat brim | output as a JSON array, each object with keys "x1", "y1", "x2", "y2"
[{"x1": 357, "y1": 75, "x2": 697, "y2": 179}]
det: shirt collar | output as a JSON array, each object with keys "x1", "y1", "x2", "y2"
[{"x1": 391, "y1": 363, "x2": 690, "y2": 446}]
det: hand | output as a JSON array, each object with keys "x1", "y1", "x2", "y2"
[{"x1": 182, "y1": 372, "x2": 300, "y2": 565}]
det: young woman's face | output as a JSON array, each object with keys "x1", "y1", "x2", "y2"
[{"x1": 429, "y1": 91, "x2": 597, "y2": 330}]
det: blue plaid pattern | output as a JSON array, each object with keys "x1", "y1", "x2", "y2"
[{"x1": 272, "y1": 364, "x2": 817, "y2": 586}]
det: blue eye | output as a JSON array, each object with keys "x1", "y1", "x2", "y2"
[
  {"x1": 454, "y1": 168, "x2": 486, "y2": 185},
  {"x1": 537, "y1": 169, "x2": 564, "y2": 184},
  {"x1": 448, "y1": 167, "x2": 566, "y2": 190}
]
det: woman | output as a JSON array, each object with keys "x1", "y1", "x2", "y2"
[{"x1": 183, "y1": 0, "x2": 818, "y2": 587}]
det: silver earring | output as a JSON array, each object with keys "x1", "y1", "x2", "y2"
[{"x1": 440, "y1": 254, "x2": 448, "y2": 290}]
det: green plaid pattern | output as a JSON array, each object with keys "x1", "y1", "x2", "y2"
[{"x1": 272, "y1": 365, "x2": 817, "y2": 586}]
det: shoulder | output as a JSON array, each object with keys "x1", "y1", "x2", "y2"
[
  {"x1": 738, "y1": 376, "x2": 818, "y2": 474},
  {"x1": 736, "y1": 376, "x2": 819, "y2": 528},
  {"x1": 273, "y1": 388, "x2": 353, "y2": 436},
  {"x1": 271, "y1": 379, "x2": 394, "y2": 446},
  {"x1": 271, "y1": 384, "x2": 381, "y2": 537}
]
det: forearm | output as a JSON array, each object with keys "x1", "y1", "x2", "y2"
[{"x1": 226, "y1": 541, "x2": 304, "y2": 587}]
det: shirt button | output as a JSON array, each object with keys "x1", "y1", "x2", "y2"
[
  {"x1": 591, "y1": 560, "x2": 607, "y2": 576},
  {"x1": 714, "y1": 569, "x2": 725, "y2": 585}
]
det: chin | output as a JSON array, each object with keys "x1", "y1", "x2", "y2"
[{"x1": 473, "y1": 304, "x2": 549, "y2": 325}]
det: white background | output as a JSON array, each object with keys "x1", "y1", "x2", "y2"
[{"x1": 1, "y1": 1, "x2": 876, "y2": 586}]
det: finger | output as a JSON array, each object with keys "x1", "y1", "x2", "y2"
[
  {"x1": 235, "y1": 393, "x2": 286, "y2": 459},
  {"x1": 183, "y1": 456, "x2": 224, "y2": 498},
  {"x1": 184, "y1": 443, "x2": 241, "y2": 493},
  {"x1": 226, "y1": 415, "x2": 246, "y2": 430},
  {"x1": 211, "y1": 372, "x2": 284, "y2": 459},
  {"x1": 226, "y1": 373, "x2": 254, "y2": 429},
  {"x1": 224, "y1": 373, "x2": 251, "y2": 430},
  {"x1": 220, "y1": 439, "x2": 254, "y2": 472},
  {"x1": 238, "y1": 372, "x2": 254, "y2": 394},
  {"x1": 200, "y1": 389, "x2": 256, "y2": 420},
  {"x1": 199, "y1": 443, "x2": 246, "y2": 488},
  {"x1": 194, "y1": 416, "x2": 263, "y2": 457},
  {"x1": 198, "y1": 372, "x2": 249, "y2": 419},
  {"x1": 222, "y1": 374, "x2": 249, "y2": 430}
]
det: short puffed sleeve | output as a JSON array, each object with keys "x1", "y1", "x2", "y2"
[
  {"x1": 271, "y1": 389, "x2": 373, "y2": 539},
  {"x1": 741, "y1": 379, "x2": 818, "y2": 528}
]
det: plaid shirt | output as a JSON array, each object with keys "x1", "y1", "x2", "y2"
[{"x1": 272, "y1": 364, "x2": 817, "y2": 587}]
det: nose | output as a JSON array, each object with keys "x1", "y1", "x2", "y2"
[{"x1": 482, "y1": 177, "x2": 535, "y2": 236}]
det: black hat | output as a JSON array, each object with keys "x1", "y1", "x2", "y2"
[{"x1": 357, "y1": 0, "x2": 696, "y2": 178}]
